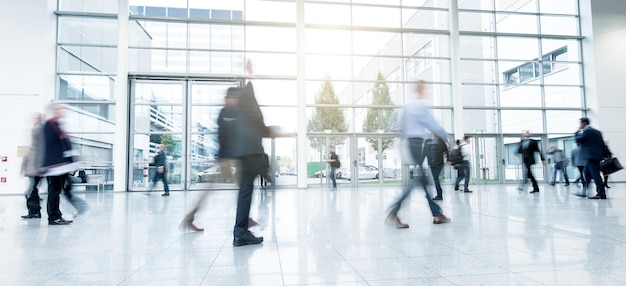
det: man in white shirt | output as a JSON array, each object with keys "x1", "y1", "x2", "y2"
[{"x1": 454, "y1": 136, "x2": 472, "y2": 193}]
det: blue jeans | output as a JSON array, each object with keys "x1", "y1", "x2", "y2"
[
  {"x1": 454, "y1": 161, "x2": 470, "y2": 190},
  {"x1": 389, "y1": 138, "x2": 443, "y2": 217},
  {"x1": 329, "y1": 167, "x2": 337, "y2": 187},
  {"x1": 551, "y1": 162, "x2": 569, "y2": 183},
  {"x1": 151, "y1": 169, "x2": 170, "y2": 194}
]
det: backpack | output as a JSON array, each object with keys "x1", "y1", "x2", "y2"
[{"x1": 447, "y1": 146, "x2": 464, "y2": 165}]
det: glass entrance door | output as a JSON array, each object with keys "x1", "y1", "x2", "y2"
[
  {"x1": 470, "y1": 136, "x2": 501, "y2": 184},
  {"x1": 129, "y1": 78, "x2": 240, "y2": 191},
  {"x1": 306, "y1": 135, "x2": 353, "y2": 188}
]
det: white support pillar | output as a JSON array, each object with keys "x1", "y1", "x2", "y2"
[
  {"x1": 113, "y1": 0, "x2": 129, "y2": 192},
  {"x1": 449, "y1": 0, "x2": 464, "y2": 140},
  {"x1": 296, "y1": 0, "x2": 307, "y2": 189}
]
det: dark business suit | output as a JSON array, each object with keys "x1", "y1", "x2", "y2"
[
  {"x1": 151, "y1": 150, "x2": 169, "y2": 194},
  {"x1": 231, "y1": 82, "x2": 271, "y2": 238},
  {"x1": 575, "y1": 126, "x2": 609, "y2": 197},
  {"x1": 425, "y1": 136, "x2": 448, "y2": 197},
  {"x1": 517, "y1": 138, "x2": 544, "y2": 191}
]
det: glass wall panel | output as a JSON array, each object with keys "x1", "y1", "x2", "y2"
[
  {"x1": 134, "y1": 105, "x2": 184, "y2": 133},
  {"x1": 459, "y1": 0, "x2": 494, "y2": 10},
  {"x1": 130, "y1": 22, "x2": 188, "y2": 49},
  {"x1": 460, "y1": 36, "x2": 495, "y2": 59},
  {"x1": 460, "y1": 60, "x2": 497, "y2": 83},
  {"x1": 353, "y1": 57, "x2": 404, "y2": 82},
  {"x1": 306, "y1": 55, "x2": 353, "y2": 80},
  {"x1": 249, "y1": 80, "x2": 298, "y2": 106},
  {"x1": 305, "y1": 29, "x2": 352, "y2": 55},
  {"x1": 305, "y1": 3, "x2": 351, "y2": 25},
  {"x1": 245, "y1": 53, "x2": 296, "y2": 77},
  {"x1": 497, "y1": 37, "x2": 539, "y2": 60},
  {"x1": 402, "y1": 8, "x2": 449, "y2": 30},
  {"x1": 306, "y1": 107, "x2": 351, "y2": 133},
  {"x1": 260, "y1": 107, "x2": 299, "y2": 133},
  {"x1": 353, "y1": 6, "x2": 401, "y2": 28},
  {"x1": 353, "y1": 31, "x2": 403, "y2": 56},
  {"x1": 270, "y1": 137, "x2": 298, "y2": 186},
  {"x1": 501, "y1": 110, "x2": 543, "y2": 134},
  {"x1": 542, "y1": 63, "x2": 582, "y2": 85},
  {"x1": 464, "y1": 109, "x2": 499, "y2": 133},
  {"x1": 499, "y1": 85, "x2": 542, "y2": 107},
  {"x1": 58, "y1": 17, "x2": 118, "y2": 45},
  {"x1": 540, "y1": 16, "x2": 579, "y2": 36},
  {"x1": 353, "y1": 108, "x2": 402, "y2": 133},
  {"x1": 542, "y1": 39, "x2": 580, "y2": 62},
  {"x1": 352, "y1": 82, "x2": 404, "y2": 106},
  {"x1": 403, "y1": 83, "x2": 452, "y2": 107},
  {"x1": 134, "y1": 82, "x2": 184, "y2": 104},
  {"x1": 403, "y1": 34, "x2": 450, "y2": 58},
  {"x1": 539, "y1": 0, "x2": 578, "y2": 15},
  {"x1": 461, "y1": 84, "x2": 498, "y2": 107},
  {"x1": 190, "y1": 106, "x2": 222, "y2": 133},
  {"x1": 58, "y1": 46, "x2": 117, "y2": 74},
  {"x1": 495, "y1": 0, "x2": 537, "y2": 13},
  {"x1": 495, "y1": 13, "x2": 538, "y2": 34},
  {"x1": 544, "y1": 86, "x2": 582, "y2": 108},
  {"x1": 459, "y1": 11, "x2": 495, "y2": 32},
  {"x1": 246, "y1": 27, "x2": 296, "y2": 52},
  {"x1": 59, "y1": 0, "x2": 118, "y2": 13},
  {"x1": 59, "y1": 75, "x2": 115, "y2": 101},
  {"x1": 405, "y1": 58, "x2": 451, "y2": 83},
  {"x1": 244, "y1": 0, "x2": 295, "y2": 23},
  {"x1": 546, "y1": 110, "x2": 582, "y2": 133},
  {"x1": 308, "y1": 80, "x2": 352, "y2": 105},
  {"x1": 188, "y1": 51, "x2": 244, "y2": 74},
  {"x1": 188, "y1": 24, "x2": 244, "y2": 50}
]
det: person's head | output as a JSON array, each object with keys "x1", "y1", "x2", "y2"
[
  {"x1": 522, "y1": 130, "x2": 531, "y2": 138},
  {"x1": 48, "y1": 103, "x2": 65, "y2": 120},
  {"x1": 429, "y1": 130, "x2": 436, "y2": 139},
  {"x1": 579, "y1": 117, "x2": 590, "y2": 129},
  {"x1": 246, "y1": 59, "x2": 254, "y2": 75},
  {"x1": 328, "y1": 145, "x2": 335, "y2": 153},
  {"x1": 463, "y1": 135, "x2": 471, "y2": 143},
  {"x1": 32, "y1": 112, "x2": 42, "y2": 125},
  {"x1": 455, "y1": 139, "x2": 461, "y2": 146},
  {"x1": 225, "y1": 87, "x2": 241, "y2": 107},
  {"x1": 415, "y1": 80, "x2": 426, "y2": 99},
  {"x1": 550, "y1": 145, "x2": 557, "y2": 151},
  {"x1": 157, "y1": 144, "x2": 165, "y2": 151}
]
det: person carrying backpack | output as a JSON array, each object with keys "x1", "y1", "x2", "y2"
[
  {"x1": 327, "y1": 146, "x2": 340, "y2": 189},
  {"x1": 451, "y1": 136, "x2": 472, "y2": 193}
]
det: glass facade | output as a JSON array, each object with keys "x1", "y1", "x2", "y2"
[{"x1": 55, "y1": 0, "x2": 586, "y2": 190}]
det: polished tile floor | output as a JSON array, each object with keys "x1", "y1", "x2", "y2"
[{"x1": 2, "y1": 183, "x2": 626, "y2": 286}]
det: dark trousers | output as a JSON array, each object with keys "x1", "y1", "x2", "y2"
[
  {"x1": 151, "y1": 169, "x2": 170, "y2": 193},
  {"x1": 389, "y1": 138, "x2": 442, "y2": 217},
  {"x1": 454, "y1": 161, "x2": 470, "y2": 190},
  {"x1": 64, "y1": 176, "x2": 88, "y2": 214},
  {"x1": 576, "y1": 166, "x2": 585, "y2": 184},
  {"x1": 47, "y1": 174, "x2": 68, "y2": 222},
  {"x1": 234, "y1": 154, "x2": 265, "y2": 237},
  {"x1": 521, "y1": 163, "x2": 539, "y2": 191},
  {"x1": 430, "y1": 164, "x2": 443, "y2": 196},
  {"x1": 583, "y1": 159, "x2": 605, "y2": 196},
  {"x1": 26, "y1": 176, "x2": 42, "y2": 215}
]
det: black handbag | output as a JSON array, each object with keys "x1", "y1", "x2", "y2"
[{"x1": 600, "y1": 157, "x2": 623, "y2": 175}]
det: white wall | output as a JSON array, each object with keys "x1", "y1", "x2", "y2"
[
  {"x1": 581, "y1": 0, "x2": 626, "y2": 182},
  {"x1": 0, "y1": 0, "x2": 57, "y2": 194}
]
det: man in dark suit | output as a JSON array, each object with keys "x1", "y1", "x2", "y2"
[
  {"x1": 575, "y1": 117, "x2": 610, "y2": 199},
  {"x1": 517, "y1": 131, "x2": 546, "y2": 193},
  {"x1": 150, "y1": 144, "x2": 170, "y2": 196},
  {"x1": 231, "y1": 61, "x2": 279, "y2": 246}
]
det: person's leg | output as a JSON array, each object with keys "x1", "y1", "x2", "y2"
[
  {"x1": 587, "y1": 159, "x2": 606, "y2": 197},
  {"x1": 233, "y1": 155, "x2": 262, "y2": 238},
  {"x1": 551, "y1": 163, "x2": 558, "y2": 184},
  {"x1": 604, "y1": 174, "x2": 610, "y2": 188},
  {"x1": 329, "y1": 167, "x2": 337, "y2": 188},
  {"x1": 430, "y1": 164, "x2": 443, "y2": 197},
  {"x1": 47, "y1": 174, "x2": 67, "y2": 222},
  {"x1": 562, "y1": 164, "x2": 569, "y2": 184},
  {"x1": 463, "y1": 163, "x2": 471, "y2": 191},
  {"x1": 527, "y1": 164, "x2": 539, "y2": 192},
  {"x1": 25, "y1": 176, "x2": 42, "y2": 216},
  {"x1": 577, "y1": 166, "x2": 585, "y2": 185},
  {"x1": 162, "y1": 170, "x2": 170, "y2": 194},
  {"x1": 454, "y1": 167, "x2": 463, "y2": 190}
]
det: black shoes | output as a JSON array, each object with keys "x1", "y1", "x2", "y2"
[
  {"x1": 589, "y1": 195, "x2": 607, "y2": 200},
  {"x1": 530, "y1": 189, "x2": 540, "y2": 193},
  {"x1": 454, "y1": 186, "x2": 460, "y2": 191},
  {"x1": 464, "y1": 189, "x2": 472, "y2": 193},
  {"x1": 162, "y1": 193, "x2": 170, "y2": 196},
  {"x1": 49, "y1": 218, "x2": 73, "y2": 225},
  {"x1": 21, "y1": 214, "x2": 41, "y2": 219},
  {"x1": 233, "y1": 231, "x2": 263, "y2": 246},
  {"x1": 432, "y1": 195, "x2": 443, "y2": 200}
]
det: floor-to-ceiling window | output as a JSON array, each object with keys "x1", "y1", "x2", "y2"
[{"x1": 55, "y1": 0, "x2": 585, "y2": 190}]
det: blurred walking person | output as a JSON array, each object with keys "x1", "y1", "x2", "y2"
[
  {"x1": 548, "y1": 145, "x2": 569, "y2": 186},
  {"x1": 602, "y1": 140, "x2": 613, "y2": 189},
  {"x1": 181, "y1": 87, "x2": 242, "y2": 232},
  {"x1": 149, "y1": 144, "x2": 170, "y2": 196},
  {"x1": 517, "y1": 131, "x2": 546, "y2": 193},
  {"x1": 20, "y1": 112, "x2": 44, "y2": 219},
  {"x1": 386, "y1": 80, "x2": 451, "y2": 228},
  {"x1": 41, "y1": 104, "x2": 78, "y2": 225},
  {"x1": 571, "y1": 143, "x2": 585, "y2": 185},
  {"x1": 453, "y1": 136, "x2": 472, "y2": 193},
  {"x1": 575, "y1": 117, "x2": 610, "y2": 199}
]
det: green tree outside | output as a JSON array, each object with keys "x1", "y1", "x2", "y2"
[
  {"x1": 307, "y1": 76, "x2": 348, "y2": 150},
  {"x1": 362, "y1": 72, "x2": 398, "y2": 153}
]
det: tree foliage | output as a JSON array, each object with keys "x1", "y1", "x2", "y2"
[
  {"x1": 307, "y1": 76, "x2": 348, "y2": 151},
  {"x1": 362, "y1": 72, "x2": 398, "y2": 153}
]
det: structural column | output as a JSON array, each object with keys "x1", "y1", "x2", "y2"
[
  {"x1": 296, "y1": 0, "x2": 308, "y2": 189},
  {"x1": 113, "y1": 0, "x2": 130, "y2": 192},
  {"x1": 449, "y1": 0, "x2": 464, "y2": 139}
]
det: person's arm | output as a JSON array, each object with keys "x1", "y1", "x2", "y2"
[{"x1": 536, "y1": 142, "x2": 545, "y2": 162}]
